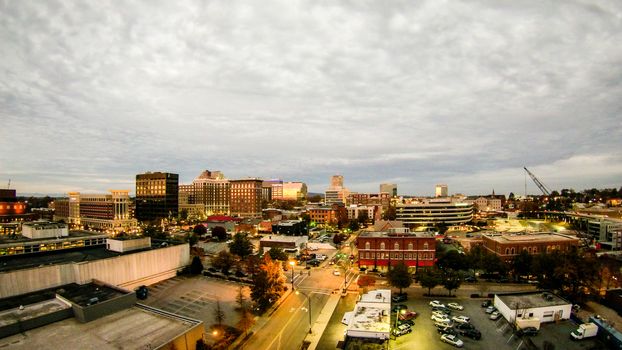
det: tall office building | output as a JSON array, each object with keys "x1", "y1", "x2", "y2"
[
  {"x1": 326, "y1": 175, "x2": 349, "y2": 205},
  {"x1": 330, "y1": 175, "x2": 344, "y2": 188},
  {"x1": 435, "y1": 184, "x2": 448, "y2": 197},
  {"x1": 262, "y1": 179, "x2": 283, "y2": 201},
  {"x1": 230, "y1": 179, "x2": 263, "y2": 218},
  {"x1": 136, "y1": 172, "x2": 179, "y2": 222},
  {"x1": 192, "y1": 170, "x2": 230, "y2": 215},
  {"x1": 379, "y1": 183, "x2": 397, "y2": 197}
]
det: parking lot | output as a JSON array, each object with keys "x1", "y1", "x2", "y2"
[
  {"x1": 143, "y1": 275, "x2": 250, "y2": 330},
  {"x1": 389, "y1": 296, "x2": 605, "y2": 350}
]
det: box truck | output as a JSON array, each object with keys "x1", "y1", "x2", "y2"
[{"x1": 571, "y1": 323, "x2": 598, "y2": 340}]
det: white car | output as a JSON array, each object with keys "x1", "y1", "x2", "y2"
[
  {"x1": 432, "y1": 311, "x2": 449, "y2": 319},
  {"x1": 429, "y1": 300, "x2": 445, "y2": 308},
  {"x1": 447, "y1": 302, "x2": 464, "y2": 311},
  {"x1": 485, "y1": 306, "x2": 496, "y2": 314},
  {"x1": 451, "y1": 315, "x2": 471, "y2": 324},
  {"x1": 489, "y1": 311, "x2": 501, "y2": 320},
  {"x1": 441, "y1": 334, "x2": 464, "y2": 348},
  {"x1": 333, "y1": 270, "x2": 341, "y2": 276},
  {"x1": 431, "y1": 314, "x2": 451, "y2": 324}
]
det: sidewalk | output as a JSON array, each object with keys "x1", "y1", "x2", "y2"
[{"x1": 303, "y1": 292, "x2": 342, "y2": 350}]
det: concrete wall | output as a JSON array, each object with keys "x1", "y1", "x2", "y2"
[
  {"x1": 495, "y1": 295, "x2": 571, "y2": 325},
  {"x1": 63, "y1": 290, "x2": 137, "y2": 323},
  {"x1": 0, "y1": 244, "x2": 190, "y2": 299},
  {"x1": 106, "y1": 237, "x2": 151, "y2": 253}
]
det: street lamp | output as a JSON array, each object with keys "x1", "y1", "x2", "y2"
[
  {"x1": 296, "y1": 290, "x2": 313, "y2": 334},
  {"x1": 289, "y1": 261, "x2": 295, "y2": 291},
  {"x1": 394, "y1": 309, "x2": 405, "y2": 340}
]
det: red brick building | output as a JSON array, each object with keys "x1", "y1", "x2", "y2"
[
  {"x1": 481, "y1": 232, "x2": 580, "y2": 262},
  {"x1": 357, "y1": 228, "x2": 436, "y2": 272},
  {"x1": 230, "y1": 179, "x2": 263, "y2": 218}
]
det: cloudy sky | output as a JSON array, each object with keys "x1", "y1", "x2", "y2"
[{"x1": 1, "y1": 1, "x2": 621, "y2": 196}]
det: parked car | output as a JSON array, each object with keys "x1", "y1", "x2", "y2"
[
  {"x1": 431, "y1": 314, "x2": 451, "y2": 324},
  {"x1": 455, "y1": 322, "x2": 476, "y2": 331},
  {"x1": 517, "y1": 327, "x2": 539, "y2": 336},
  {"x1": 399, "y1": 311, "x2": 418, "y2": 321},
  {"x1": 440, "y1": 334, "x2": 464, "y2": 348},
  {"x1": 392, "y1": 304, "x2": 408, "y2": 313},
  {"x1": 333, "y1": 270, "x2": 341, "y2": 276},
  {"x1": 432, "y1": 306, "x2": 452, "y2": 314},
  {"x1": 452, "y1": 316, "x2": 471, "y2": 324},
  {"x1": 392, "y1": 293, "x2": 408, "y2": 303},
  {"x1": 458, "y1": 328, "x2": 482, "y2": 340},
  {"x1": 307, "y1": 259, "x2": 321, "y2": 267},
  {"x1": 447, "y1": 302, "x2": 464, "y2": 311},
  {"x1": 485, "y1": 306, "x2": 496, "y2": 314},
  {"x1": 464, "y1": 276, "x2": 477, "y2": 282},
  {"x1": 429, "y1": 300, "x2": 445, "y2": 308},
  {"x1": 392, "y1": 326, "x2": 412, "y2": 337},
  {"x1": 398, "y1": 319, "x2": 415, "y2": 327},
  {"x1": 432, "y1": 311, "x2": 450, "y2": 319},
  {"x1": 481, "y1": 300, "x2": 491, "y2": 307},
  {"x1": 437, "y1": 324, "x2": 455, "y2": 335},
  {"x1": 489, "y1": 311, "x2": 501, "y2": 320}
]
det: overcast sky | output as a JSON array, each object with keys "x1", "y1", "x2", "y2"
[{"x1": 1, "y1": 1, "x2": 621, "y2": 197}]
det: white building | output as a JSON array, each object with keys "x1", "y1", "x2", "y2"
[
  {"x1": 396, "y1": 198, "x2": 473, "y2": 226},
  {"x1": 494, "y1": 291, "x2": 572, "y2": 327},
  {"x1": 435, "y1": 184, "x2": 448, "y2": 197},
  {"x1": 22, "y1": 221, "x2": 68, "y2": 239},
  {"x1": 347, "y1": 205, "x2": 376, "y2": 221},
  {"x1": 342, "y1": 289, "x2": 391, "y2": 341}
]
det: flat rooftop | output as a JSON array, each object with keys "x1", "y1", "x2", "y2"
[
  {"x1": 0, "y1": 298, "x2": 70, "y2": 327},
  {"x1": 484, "y1": 232, "x2": 579, "y2": 244},
  {"x1": 260, "y1": 235, "x2": 307, "y2": 243},
  {"x1": 0, "y1": 305, "x2": 201, "y2": 349},
  {"x1": 346, "y1": 289, "x2": 391, "y2": 337},
  {"x1": 497, "y1": 291, "x2": 570, "y2": 309},
  {"x1": 0, "y1": 230, "x2": 105, "y2": 245},
  {"x1": 57, "y1": 283, "x2": 126, "y2": 307}
]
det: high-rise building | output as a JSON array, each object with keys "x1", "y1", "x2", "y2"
[
  {"x1": 435, "y1": 184, "x2": 448, "y2": 197},
  {"x1": 136, "y1": 172, "x2": 179, "y2": 222},
  {"x1": 330, "y1": 175, "x2": 344, "y2": 189},
  {"x1": 53, "y1": 190, "x2": 137, "y2": 233},
  {"x1": 379, "y1": 184, "x2": 397, "y2": 197},
  {"x1": 230, "y1": 179, "x2": 263, "y2": 218},
  {"x1": 262, "y1": 179, "x2": 283, "y2": 201},
  {"x1": 282, "y1": 182, "x2": 308, "y2": 201},
  {"x1": 326, "y1": 175, "x2": 349, "y2": 205},
  {"x1": 192, "y1": 170, "x2": 230, "y2": 215}
]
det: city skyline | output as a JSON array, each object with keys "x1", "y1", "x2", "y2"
[{"x1": 2, "y1": 1, "x2": 621, "y2": 196}]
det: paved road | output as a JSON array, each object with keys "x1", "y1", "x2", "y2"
[{"x1": 245, "y1": 265, "x2": 346, "y2": 350}]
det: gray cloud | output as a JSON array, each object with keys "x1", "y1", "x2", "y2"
[{"x1": 1, "y1": 0, "x2": 621, "y2": 196}]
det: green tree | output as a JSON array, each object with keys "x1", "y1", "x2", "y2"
[
  {"x1": 418, "y1": 268, "x2": 442, "y2": 296},
  {"x1": 190, "y1": 256, "x2": 204, "y2": 274},
  {"x1": 437, "y1": 250, "x2": 468, "y2": 271},
  {"x1": 442, "y1": 269, "x2": 462, "y2": 296},
  {"x1": 179, "y1": 208, "x2": 188, "y2": 221},
  {"x1": 229, "y1": 233, "x2": 253, "y2": 258},
  {"x1": 211, "y1": 251, "x2": 236, "y2": 274},
  {"x1": 268, "y1": 247, "x2": 288, "y2": 261},
  {"x1": 357, "y1": 210, "x2": 368, "y2": 225},
  {"x1": 512, "y1": 249, "x2": 532, "y2": 280},
  {"x1": 348, "y1": 220, "x2": 360, "y2": 232},
  {"x1": 251, "y1": 255, "x2": 286, "y2": 313},
  {"x1": 386, "y1": 262, "x2": 413, "y2": 294},
  {"x1": 211, "y1": 226, "x2": 228, "y2": 241},
  {"x1": 382, "y1": 205, "x2": 396, "y2": 220},
  {"x1": 193, "y1": 224, "x2": 207, "y2": 236}
]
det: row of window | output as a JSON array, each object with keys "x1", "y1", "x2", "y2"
[
  {"x1": 0, "y1": 238, "x2": 106, "y2": 256},
  {"x1": 501, "y1": 245, "x2": 569, "y2": 255},
  {"x1": 360, "y1": 252, "x2": 433, "y2": 260},
  {"x1": 363, "y1": 242, "x2": 430, "y2": 250},
  {"x1": 0, "y1": 204, "x2": 25, "y2": 210}
]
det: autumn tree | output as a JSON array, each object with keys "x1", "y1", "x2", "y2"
[
  {"x1": 251, "y1": 255, "x2": 286, "y2": 313},
  {"x1": 211, "y1": 250, "x2": 236, "y2": 274}
]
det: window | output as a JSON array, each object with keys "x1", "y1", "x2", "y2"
[
  {"x1": 365, "y1": 242, "x2": 371, "y2": 250},
  {"x1": 423, "y1": 243, "x2": 429, "y2": 250},
  {"x1": 408, "y1": 243, "x2": 414, "y2": 250},
  {"x1": 505, "y1": 248, "x2": 510, "y2": 255},
  {"x1": 543, "y1": 311, "x2": 553, "y2": 318},
  {"x1": 380, "y1": 242, "x2": 385, "y2": 250},
  {"x1": 394, "y1": 243, "x2": 399, "y2": 250},
  {"x1": 510, "y1": 248, "x2": 515, "y2": 254}
]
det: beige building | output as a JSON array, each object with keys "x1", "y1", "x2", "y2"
[
  {"x1": 179, "y1": 170, "x2": 230, "y2": 217},
  {"x1": 53, "y1": 191, "x2": 137, "y2": 234}
]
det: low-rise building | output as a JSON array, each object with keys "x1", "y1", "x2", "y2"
[
  {"x1": 271, "y1": 220, "x2": 307, "y2": 236},
  {"x1": 494, "y1": 291, "x2": 572, "y2": 326},
  {"x1": 482, "y1": 232, "x2": 580, "y2": 261},
  {"x1": 21, "y1": 221, "x2": 68, "y2": 239},
  {"x1": 396, "y1": 198, "x2": 473, "y2": 226},
  {"x1": 342, "y1": 289, "x2": 391, "y2": 344},
  {"x1": 357, "y1": 228, "x2": 436, "y2": 272},
  {"x1": 259, "y1": 235, "x2": 308, "y2": 254}
]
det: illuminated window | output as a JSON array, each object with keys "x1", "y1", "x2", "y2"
[
  {"x1": 423, "y1": 243, "x2": 429, "y2": 250},
  {"x1": 380, "y1": 242, "x2": 385, "y2": 250},
  {"x1": 408, "y1": 243, "x2": 414, "y2": 250},
  {"x1": 394, "y1": 243, "x2": 399, "y2": 250},
  {"x1": 365, "y1": 242, "x2": 370, "y2": 250}
]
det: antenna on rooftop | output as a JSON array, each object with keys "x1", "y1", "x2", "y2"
[{"x1": 7, "y1": 179, "x2": 10, "y2": 189}]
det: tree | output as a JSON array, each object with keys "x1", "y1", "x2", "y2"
[
  {"x1": 229, "y1": 233, "x2": 253, "y2": 258},
  {"x1": 213, "y1": 299, "x2": 225, "y2": 326},
  {"x1": 357, "y1": 275, "x2": 376, "y2": 288},
  {"x1": 211, "y1": 251, "x2": 236, "y2": 274},
  {"x1": 418, "y1": 268, "x2": 442, "y2": 296},
  {"x1": 268, "y1": 247, "x2": 288, "y2": 261},
  {"x1": 186, "y1": 233, "x2": 199, "y2": 247},
  {"x1": 212, "y1": 226, "x2": 228, "y2": 241},
  {"x1": 179, "y1": 209, "x2": 188, "y2": 221},
  {"x1": 236, "y1": 286, "x2": 248, "y2": 310},
  {"x1": 236, "y1": 308, "x2": 255, "y2": 338},
  {"x1": 442, "y1": 269, "x2": 462, "y2": 296},
  {"x1": 190, "y1": 256, "x2": 204, "y2": 274},
  {"x1": 245, "y1": 254, "x2": 261, "y2": 276},
  {"x1": 436, "y1": 250, "x2": 468, "y2": 271},
  {"x1": 357, "y1": 210, "x2": 368, "y2": 225},
  {"x1": 251, "y1": 255, "x2": 286, "y2": 313},
  {"x1": 333, "y1": 233, "x2": 348, "y2": 245},
  {"x1": 193, "y1": 224, "x2": 207, "y2": 236},
  {"x1": 512, "y1": 249, "x2": 532, "y2": 280},
  {"x1": 386, "y1": 262, "x2": 413, "y2": 294},
  {"x1": 382, "y1": 205, "x2": 396, "y2": 220},
  {"x1": 348, "y1": 220, "x2": 360, "y2": 232}
]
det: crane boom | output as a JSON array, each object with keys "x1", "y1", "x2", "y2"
[{"x1": 523, "y1": 167, "x2": 551, "y2": 196}]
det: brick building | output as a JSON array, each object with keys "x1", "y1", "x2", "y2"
[
  {"x1": 357, "y1": 228, "x2": 436, "y2": 272},
  {"x1": 481, "y1": 232, "x2": 580, "y2": 261},
  {"x1": 230, "y1": 179, "x2": 263, "y2": 218}
]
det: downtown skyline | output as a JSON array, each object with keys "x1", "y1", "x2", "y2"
[{"x1": 1, "y1": 1, "x2": 622, "y2": 196}]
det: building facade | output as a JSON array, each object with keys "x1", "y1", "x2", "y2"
[
  {"x1": 396, "y1": 199, "x2": 473, "y2": 226},
  {"x1": 230, "y1": 179, "x2": 263, "y2": 218},
  {"x1": 481, "y1": 232, "x2": 580, "y2": 261},
  {"x1": 53, "y1": 191, "x2": 137, "y2": 233},
  {"x1": 282, "y1": 182, "x2": 308, "y2": 201},
  {"x1": 357, "y1": 228, "x2": 436, "y2": 272},
  {"x1": 0, "y1": 189, "x2": 31, "y2": 224},
  {"x1": 435, "y1": 184, "x2": 448, "y2": 197},
  {"x1": 135, "y1": 172, "x2": 179, "y2": 222},
  {"x1": 379, "y1": 183, "x2": 397, "y2": 197}
]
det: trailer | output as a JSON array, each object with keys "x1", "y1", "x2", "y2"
[{"x1": 571, "y1": 323, "x2": 598, "y2": 340}]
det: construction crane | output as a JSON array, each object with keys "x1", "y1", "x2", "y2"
[{"x1": 523, "y1": 167, "x2": 551, "y2": 196}]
